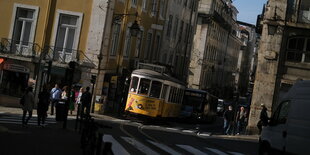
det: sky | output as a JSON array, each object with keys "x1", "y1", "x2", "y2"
[{"x1": 233, "y1": 0, "x2": 267, "y2": 25}]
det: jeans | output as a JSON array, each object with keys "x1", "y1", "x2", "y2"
[
  {"x1": 22, "y1": 110, "x2": 32, "y2": 125},
  {"x1": 51, "y1": 100, "x2": 58, "y2": 115},
  {"x1": 224, "y1": 120, "x2": 233, "y2": 135}
]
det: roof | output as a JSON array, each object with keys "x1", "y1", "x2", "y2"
[{"x1": 132, "y1": 69, "x2": 185, "y2": 85}]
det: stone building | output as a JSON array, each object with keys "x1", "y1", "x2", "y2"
[
  {"x1": 235, "y1": 21, "x2": 258, "y2": 96},
  {"x1": 247, "y1": 0, "x2": 310, "y2": 133},
  {"x1": 188, "y1": 0, "x2": 241, "y2": 99},
  {"x1": 159, "y1": 0, "x2": 199, "y2": 82}
]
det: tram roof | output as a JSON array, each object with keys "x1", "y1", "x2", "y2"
[
  {"x1": 132, "y1": 69, "x2": 185, "y2": 85},
  {"x1": 185, "y1": 88, "x2": 207, "y2": 94}
]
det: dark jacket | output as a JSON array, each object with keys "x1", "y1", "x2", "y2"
[
  {"x1": 260, "y1": 107, "x2": 269, "y2": 126},
  {"x1": 81, "y1": 91, "x2": 92, "y2": 107},
  {"x1": 38, "y1": 90, "x2": 50, "y2": 113},
  {"x1": 224, "y1": 110, "x2": 234, "y2": 122}
]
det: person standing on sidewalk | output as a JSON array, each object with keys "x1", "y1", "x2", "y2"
[
  {"x1": 80, "y1": 87, "x2": 92, "y2": 117},
  {"x1": 50, "y1": 84, "x2": 62, "y2": 115},
  {"x1": 236, "y1": 106, "x2": 247, "y2": 134},
  {"x1": 223, "y1": 105, "x2": 234, "y2": 135},
  {"x1": 22, "y1": 87, "x2": 35, "y2": 127},
  {"x1": 257, "y1": 104, "x2": 269, "y2": 134},
  {"x1": 68, "y1": 88, "x2": 76, "y2": 115},
  {"x1": 37, "y1": 86, "x2": 50, "y2": 127}
]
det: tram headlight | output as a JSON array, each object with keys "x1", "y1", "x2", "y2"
[{"x1": 137, "y1": 104, "x2": 144, "y2": 109}]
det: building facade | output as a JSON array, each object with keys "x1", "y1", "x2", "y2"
[
  {"x1": 188, "y1": 0, "x2": 241, "y2": 99},
  {"x1": 159, "y1": 0, "x2": 199, "y2": 81},
  {"x1": 93, "y1": 0, "x2": 168, "y2": 114},
  {"x1": 0, "y1": 0, "x2": 103, "y2": 105},
  {"x1": 248, "y1": 0, "x2": 310, "y2": 133}
]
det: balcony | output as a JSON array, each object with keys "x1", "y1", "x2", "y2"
[
  {"x1": 0, "y1": 38, "x2": 95, "y2": 68},
  {"x1": 0, "y1": 38, "x2": 40, "y2": 59}
]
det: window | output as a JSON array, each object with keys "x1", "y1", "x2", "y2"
[
  {"x1": 138, "y1": 78, "x2": 151, "y2": 95},
  {"x1": 150, "y1": 81, "x2": 162, "y2": 98},
  {"x1": 151, "y1": 0, "x2": 158, "y2": 16},
  {"x1": 142, "y1": 0, "x2": 147, "y2": 11},
  {"x1": 173, "y1": 17, "x2": 179, "y2": 39},
  {"x1": 154, "y1": 35, "x2": 161, "y2": 61},
  {"x1": 123, "y1": 27, "x2": 132, "y2": 57},
  {"x1": 110, "y1": 24, "x2": 121, "y2": 56},
  {"x1": 273, "y1": 101, "x2": 290, "y2": 124},
  {"x1": 184, "y1": 23, "x2": 189, "y2": 43},
  {"x1": 184, "y1": 0, "x2": 187, "y2": 6},
  {"x1": 161, "y1": 84, "x2": 168, "y2": 99},
  {"x1": 130, "y1": 76, "x2": 139, "y2": 92},
  {"x1": 144, "y1": 32, "x2": 153, "y2": 59},
  {"x1": 286, "y1": 37, "x2": 310, "y2": 63},
  {"x1": 131, "y1": 0, "x2": 137, "y2": 7},
  {"x1": 55, "y1": 14, "x2": 79, "y2": 62},
  {"x1": 135, "y1": 31, "x2": 143, "y2": 58},
  {"x1": 11, "y1": 5, "x2": 38, "y2": 56},
  {"x1": 178, "y1": 21, "x2": 184, "y2": 42},
  {"x1": 167, "y1": 15, "x2": 173, "y2": 37},
  {"x1": 159, "y1": 0, "x2": 165, "y2": 17}
]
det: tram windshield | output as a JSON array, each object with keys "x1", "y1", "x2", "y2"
[
  {"x1": 130, "y1": 76, "x2": 139, "y2": 92},
  {"x1": 138, "y1": 78, "x2": 151, "y2": 95}
]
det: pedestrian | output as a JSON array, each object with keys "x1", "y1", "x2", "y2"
[
  {"x1": 50, "y1": 84, "x2": 62, "y2": 115},
  {"x1": 68, "y1": 88, "x2": 75, "y2": 115},
  {"x1": 80, "y1": 86, "x2": 92, "y2": 117},
  {"x1": 21, "y1": 87, "x2": 35, "y2": 127},
  {"x1": 236, "y1": 106, "x2": 247, "y2": 134},
  {"x1": 37, "y1": 86, "x2": 50, "y2": 127},
  {"x1": 257, "y1": 104, "x2": 269, "y2": 134},
  {"x1": 59, "y1": 86, "x2": 69, "y2": 129},
  {"x1": 223, "y1": 105, "x2": 234, "y2": 135}
]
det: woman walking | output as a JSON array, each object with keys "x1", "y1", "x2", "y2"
[
  {"x1": 37, "y1": 86, "x2": 50, "y2": 127},
  {"x1": 22, "y1": 87, "x2": 35, "y2": 127}
]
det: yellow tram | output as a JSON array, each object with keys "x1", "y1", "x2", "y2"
[{"x1": 125, "y1": 69, "x2": 185, "y2": 118}]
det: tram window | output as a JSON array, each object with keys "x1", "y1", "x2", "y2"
[
  {"x1": 172, "y1": 87, "x2": 177, "y2": 103},
  {"x1": 176, "y1": 89, "x2": 181, "y2": 104},
  {"x1": 150, "y1": 81, "x2": 162, "y2": 98},
  {"x1": 168, "y1": 86, "x2": 174, "y2": 103},
  {"x1": 161, "y1": 84, "x2": 168, "y2": 99},
  {"x1": 130, "y1": 76, "x2": 139, "y2": 92},
  {"x1": 138, "y1": 78, "x2": 151, "y2": 95}
]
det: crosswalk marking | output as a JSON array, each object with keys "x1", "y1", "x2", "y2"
[
  {"x1": 102, "y1": 135, "x2": 130, "y2": 155},
  {"x1": 177, "y1": 144, "x2": 208, "y2": 155},
  {"x1": 147, "y1": 140, "x2": 182, "y2": 155},
  {"x1": 205, "y1": 147, "x2": 228, "y2": 155},
  {"x1": 121, "y1": 137, "x2": 160, "y2": 155},
  {"x1": 228, "y1": 151, "x2": 245, "y2": 155},
  {"x1": 0, "y1": 115, "x2": 57, "y2": 125}
]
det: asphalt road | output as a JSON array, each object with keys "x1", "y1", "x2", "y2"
[
  {"x1": 0, "y1": 112, "x2": 259, "y2": 155},
  {"x1": 97, "y1": 119, "x2": 259, "y2": 155}
]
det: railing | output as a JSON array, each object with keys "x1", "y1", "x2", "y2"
[
  {"x1": 0, "y1": 38, "x2": 41, "y2": 57},
  {"x1": 0, "y1": 38, "x2": 96, "y2": 67}
]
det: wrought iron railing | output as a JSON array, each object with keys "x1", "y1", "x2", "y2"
[
  {"x1": 0, "y1": 38, "x2": 96, "y2": 67},
  {"x1": 0, "y1": 38, "x2": 41, "y2": 57}
]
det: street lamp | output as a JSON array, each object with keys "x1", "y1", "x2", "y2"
[{"x1": 129, "y1": 20, "x2": 141, "y2": 37}]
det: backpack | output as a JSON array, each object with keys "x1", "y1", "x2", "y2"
[{"x1": 20, "y1": 94, "x2": 25, "y2": 106}]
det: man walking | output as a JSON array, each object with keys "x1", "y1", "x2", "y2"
[
  {"x1": 223, "y1": 105, "x2": 234, "y2": 135},
  {"x1": 80, "y1": 86, "x2": 92, "y2": 117},
  {"x1": 50, "y1": 84, "x2": 61, "y2": 115},
  {"x1": 21, "y1": 87, "x2": 35, "y2": 127}
]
